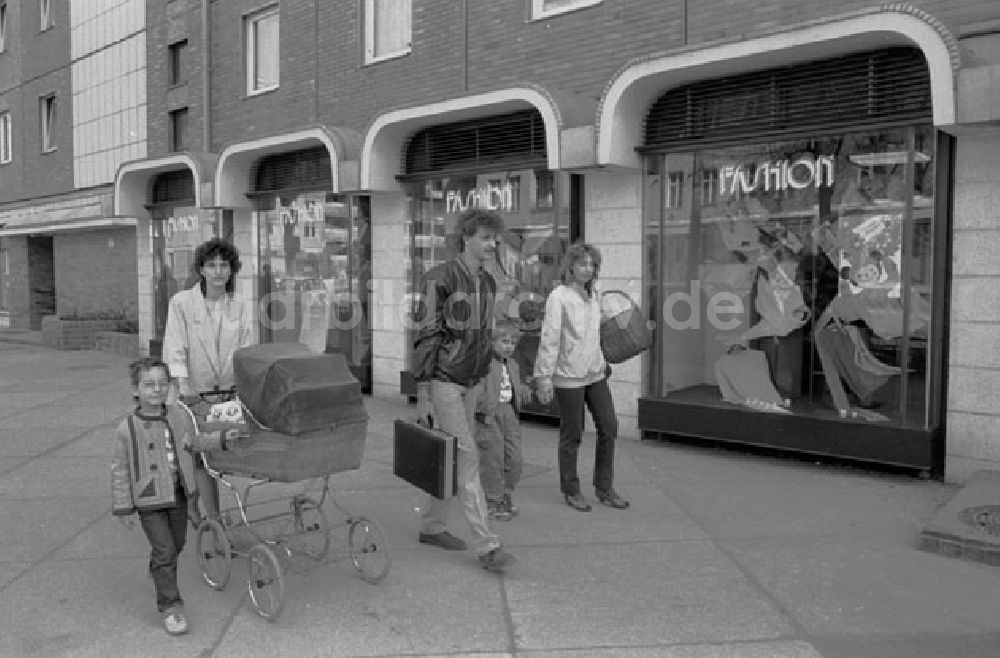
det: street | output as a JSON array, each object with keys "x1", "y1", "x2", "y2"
[{"x1": 1, "y1": 340, "x2": 999, "y2": 657}]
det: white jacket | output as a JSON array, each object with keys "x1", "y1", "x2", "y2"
[
  {"x1": 534, "y1": 284, "x2": 607, "y2": 388},
  {"x1": 162, "y1": 284, "x2": 254, "y2": 395}
]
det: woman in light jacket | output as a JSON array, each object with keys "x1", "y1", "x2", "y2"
[
  {"x1": 163, "y1": 238, "x2": 254, "y2": 521},
  {"x1": 534, "y1": 242, "x2": 629, "y2": 512}
]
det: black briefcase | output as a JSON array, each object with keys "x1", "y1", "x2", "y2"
[{"x1": 392, "y1": 419, "x2": 458, "y2": 500}]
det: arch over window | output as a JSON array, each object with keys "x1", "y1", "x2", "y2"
[
  {"x1": 643, "y1": 47, "x2": 931, "y2": 151},
  {"x1": 403, "y1": 110, "x2": 547, "y2": 177},
  {"x1": 251, "y1": 146, "x2": 332, "y2": 194}
]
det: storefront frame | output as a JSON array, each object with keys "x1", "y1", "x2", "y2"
[{"x1": 635, "y1": 53, "x2": 953, "y2": 477}]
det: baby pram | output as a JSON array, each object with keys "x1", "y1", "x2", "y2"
[{"x1": 179, "y1": 343, "x2": 391, "y2": 622}]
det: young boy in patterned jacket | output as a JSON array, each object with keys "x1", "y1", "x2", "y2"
[
  {"x1": 111, "y1": 357, "x2": 245, "y2": 636},
  {"x1": 475, "y1": 319, "x2": 533, "y2": 521}
]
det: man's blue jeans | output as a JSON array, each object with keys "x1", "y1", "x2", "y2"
[
  {"x1": 421, "y1": 379, "x2": 501, "y2": 556},
  {"x1": 138, "y1": 486, "x2": 188, "y2": 614}
]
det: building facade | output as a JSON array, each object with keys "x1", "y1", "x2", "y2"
[
  {"x1": 0, "y1": 1, "x2": 145, "y2": 332},
  {"x1": 0, "y1": 0, "x2": 982, "y2": 482}
]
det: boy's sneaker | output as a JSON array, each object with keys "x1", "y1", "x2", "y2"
[
  {"x1": 163, "y1": 608, "x2": 188, "y2": 636},
  {"x1": 488, "y1": 501, "x2": 512, "y2": 522},
  {"x1": 478, "y1": 547, "x2": 516, "y2": 573},
  {"x1": 502, "y1": 493, "x2": 519, "y2": 517}
]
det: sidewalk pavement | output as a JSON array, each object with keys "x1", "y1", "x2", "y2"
[{"x1": 1, "y1": 340, "x2": 1000, "y2": 657}]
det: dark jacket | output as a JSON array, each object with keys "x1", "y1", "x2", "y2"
[{"x1": 412, "y1": 258, "x2": 496, "y2": 387}]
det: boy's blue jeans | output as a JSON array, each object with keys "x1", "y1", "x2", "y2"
[
  {"x1": 420, "y1": 380, "x2": 501, "y2": 557},
  {"x1": 138, "y1": 485, "x2": 188, "y2": 614},
  {"x1": 475, "y1": 401, "x2": 523, "y2": 504}
]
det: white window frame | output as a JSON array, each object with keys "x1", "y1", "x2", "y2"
[
  {"x1": 364, "y1": 0, "x2": 412, "y2": 64},
  {"x1": 245, "y1": 5, "x2": 280, "y2": 95},
  {"x1": 0, "y1": 3, "x2": 8, "y2": 52},
  {"x1": 530, "y1": 0, "x2": 602, "y2": 20},
  {"x1": 40, "y1": 0, "x2": 52, "y2": 31},
  {"x1": 40, "y1": 94, "x2": 56, "y2": 153},
  {"x1": 0, "y1": 111, "x2": 11, "y2": 164}
]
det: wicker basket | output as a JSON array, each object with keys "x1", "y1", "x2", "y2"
[{"x1": 600, "y1": 290, "x2": 653, "y2": 364}]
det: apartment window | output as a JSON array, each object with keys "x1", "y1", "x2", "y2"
[
  {"x1": 1, "y1": 3, "x2": 8, "y2": 52},
  {"x1": 364, "y1": 0, "x2": 411, "y2": 63},
  {"x1": 665, "y1": 171, "x2": 683, "y2": 209},
  {"x1": 531, "y1": 0, "x2": 602, "y2": 19},
  {"x1": 0, "y1": 111, "x2": 11, "y2": 164},
  {"x1": 40, "y1": 0, "x2": 52, "y2": 30},
  {"x1": 169, "y1": 108, "x2": 189, "y2": 152},
  {"x1": 40, "y1": 95, "x2": 56, "y2": 152},
  {"x1": 245, "y1": 6, "x2": 279, "y2": 94},
  {"x1": 168, "y1": 40, "x2": 188, "y2": 87}
]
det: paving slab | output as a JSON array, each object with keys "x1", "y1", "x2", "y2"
[
  {"x1": 506, "y1": 542, "x2": 795, "y2": 651},
  {"x1": 50, "y1": 425, "x2": 119, "y2": 457},
  {"x1": 920, "y1": 469, "x2": 1000, "y2": 565},
  {"x1": 0, "y1": 404, "x2": 126, "y2": 429},
  {"x1": 0, "y1": 498, "x2": 106, "y2": 562},
  {"x1": 0, "y1": 555, "x2": 243, "y2": 658},
  {"x1": 0, "y1": 561, "x2": 32, "y2": 589},
  {"x1": 213, "y1": 552, "x2": 511, "y2": 657},
  {"x1": 0, "y1": 427, "x2": 92, "y2": 457},
  {"x1": 0, "y1": 457, "x2": 110, "y2": 499},
  {"x1": 724, "y1": 535, "x2": 1000, "y2": 636},
  {"x1": 517, "y1": 642, "x2": 822, "y2": 657}
]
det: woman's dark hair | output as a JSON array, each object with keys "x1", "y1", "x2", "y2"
[
  {"x1": 559, "y1": 241, "x2": 602, "y2": 297},
  {"x1": 457, "y1": 210, "x2": 503, "y2": 252},
  {"x1": 193, "y1": 238, "x2": 242, "y2": 294}
]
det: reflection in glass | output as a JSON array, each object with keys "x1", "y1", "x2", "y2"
[
  {"x1": 404, "y1": 169, "x2": 571, "y2": 415},
  {"x1": 255, "y1": 193, "x2": 372, "y2": 392},
  {"x1": 646, "y1": 126, "x2": 935, "y2": 428}
]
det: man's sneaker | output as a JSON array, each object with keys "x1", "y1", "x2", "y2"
[
  {"x1": 502, "y1": 493, "x2": 519, "y2": 517},
  {"x1": 163, "y1": 608, "x2": 188, "y2": 636},
  {"x1": 478, "y1": 547, "x2": 516, "y2": 573},
  {"x1": 488, "y1": 501, "x2": 512, "y2": 522},
  {"x1": 418, "y1": 531, "x2": 467, "y2": 551}
]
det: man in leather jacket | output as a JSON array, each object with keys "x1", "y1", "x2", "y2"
[{"x1": 411, "y1": 209, "x2": 516, "y2": 574}]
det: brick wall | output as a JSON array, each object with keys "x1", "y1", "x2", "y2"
[
  {"x1": 138, "y1": 1, "x2": 1000, "y2": 158},
  {"x1": 53, "y1": 228, "x2": 138, "y2": 319}
]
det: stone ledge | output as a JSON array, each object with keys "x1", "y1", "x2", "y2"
[{"x1": 919, "y1": 469, "x2": 1000, "y2": 566}]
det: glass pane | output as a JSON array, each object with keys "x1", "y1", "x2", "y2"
[
  {"x1": 404, "y1": 169, "x2": 571, "y2": 414},
  {"x1": 255, "y1": 193, "x2": 372, "y2": 389},
  {"x1": 649, "y1": 127, "x2": 935, "y2": 428},
  {"x1": 152, "y1": 208, "x2": 222, "y2": 342},
  {"x1": 253, "y1": 12, "x2": 279, "y2": 89},
  {"x1": 374, "y1": 0, "x2": 410, "y2": 57}
]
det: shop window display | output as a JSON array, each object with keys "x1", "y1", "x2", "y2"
[
  {"x1": 255, "y1": 193, "x2": 372, "y2": 391},
  {"x1": 645, "y1": 126, "x2": 935, "y2": 428},
  {"x1": 404, "y1": 169, "x2": 572, "y2": 415}
]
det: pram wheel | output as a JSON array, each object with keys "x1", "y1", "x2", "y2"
[
  {"x1": 196, "y1": 519, "x2": 232, "y2": 590},
  {"x1": 289, "y1": 495, "x2": 330, "y2": 560},
  {"x1": 348, "y1": 516, "x2": 392, "y2": 584},
  {"x1": 247, "y1": 543, "x2": 285, "y2": 621}
]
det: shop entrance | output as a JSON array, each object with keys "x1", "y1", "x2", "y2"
[{"x1": 27, "y1": 236, "x2": 55, "y2": 330}]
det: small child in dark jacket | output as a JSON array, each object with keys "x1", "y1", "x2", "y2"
[
  {"x1": 475, "y1": 320, "x2": 533, "y2": 521},
  {"x1": 111, "y1": 358, "x2": 244, "y2": 636}
]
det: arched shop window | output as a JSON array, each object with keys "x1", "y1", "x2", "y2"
[
  {"x1": 148, "y1": 169, "x2": 224, "y2": 350},
  {"x1": 639, "y1": 47, "x2": 949, "y2": 471},
  {"x1": 399, "y1": 109, "x2": 578, "y2": 417},
  {"x1": 248, "y1": 147, "x2": 373, "y2": 393}
]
